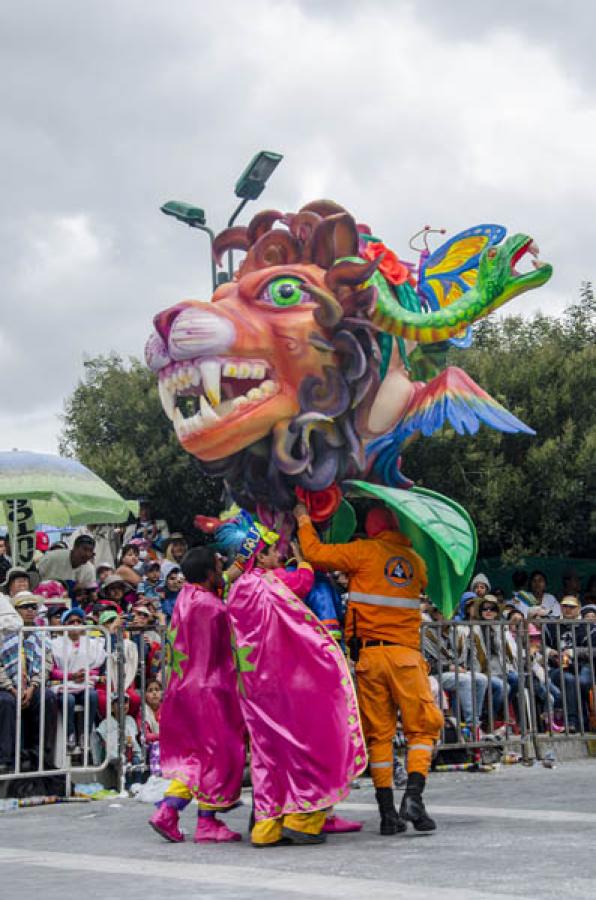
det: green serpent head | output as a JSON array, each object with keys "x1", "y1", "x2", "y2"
[
  {"x1": 371, "y1": 231, "x2": 553, "y2": 342},
  {"x1": 477, "y1": 233, "x2": 553, "y2": 308}
]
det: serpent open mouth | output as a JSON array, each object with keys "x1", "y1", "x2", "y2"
[
  {"x1": 158, "y1": 357, "x2": 279, "y2": 439},
  {"x1": 510, "y1": 238, "x2": 549, "y2": 277}
]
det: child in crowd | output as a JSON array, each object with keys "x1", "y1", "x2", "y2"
[
  {"x1": 160, "y1": 563, "x2": 183, "y2": 623},
  {"x1": 138, "y1": 561, "x2": 165, "y2": 605},
  {"x1": 140, "y1": 679, "x2": 162, "y2": 775},
  {"x1": 96, "y1": 694, "x2": 142, "y2": 788}
]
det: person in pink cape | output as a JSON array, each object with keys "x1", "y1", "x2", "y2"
[
  {"x1": 148, "y1": 547, "x2": 245, "y2": 844},
  {"x1": 227, "y1": 525, "x2": 366, "y2": 847}
]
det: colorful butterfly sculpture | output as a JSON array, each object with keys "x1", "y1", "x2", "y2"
[{"x1": 414, "y1": 224, "x2": 507, "y2": 348}]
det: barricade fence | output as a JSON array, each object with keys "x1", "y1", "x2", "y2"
[
  {"x1": 420, "y1": 619, "x2": 596, "y2": 762},
  {"x1": 1, "y1": 618, "x2": 594, "y2": 794},
  {"x1": 0, "y1": 624, "x2": 114, "y2": 795}
]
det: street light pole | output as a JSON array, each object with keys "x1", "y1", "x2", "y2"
[
  {"x1": 160, "y1": 150, "x2": 283, "y2": 291},
  {"x1": 160, "y1": 202, "x2": 218, "y2": 293},
  {"x1": 226, "y1": 198, "x2": 249, "y2": 280}
]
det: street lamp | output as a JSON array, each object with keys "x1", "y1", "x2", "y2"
[
  {"x1": 226, "y1": 151, "x2": 283, "y2": 277},
  {"x1": 160, "y1": 201, "x2": 217, "y2": 292},
  {"x1": 160, "y1": 151, "x2": 283, "y2": 290}
]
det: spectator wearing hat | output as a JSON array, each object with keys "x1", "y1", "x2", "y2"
[
  {"x1": 453, "y1": 591, "x2": 477, "y2": 622},
  {"x1": 546, "y1": 596, "x2": 594, "y2": 731},
  {"x1": 581, "y1": 604, "x2": 596, "y2": 622},
  {"x1": 0, "y1": 592, "x2": 57, "y2": 772},
  {"x1": 470, "y1": 573, "x2": 490, "y2": 599},
  {"x1": 164, "y1": 533, "x2": 188, "y2": 566},
  {"x1": 99, "y1": 574, "x2": 130, "y2": 612},
  {"x1": 50, "y1": 607, "x2": 106, "y2": 752},
  {"x1": 38, "y1": 535, "x2": 96, "y2": 600},
  {"x1": 2, "y1": 567, "x2": 32, "y2": 598}
]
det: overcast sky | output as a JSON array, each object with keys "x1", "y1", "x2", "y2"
[{"x1": 2, "y1": 0, "x2": 594, "y2": 454}]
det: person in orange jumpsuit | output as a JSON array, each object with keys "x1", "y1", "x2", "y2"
[{"x1": 295, "y1": 502, "x2": 443, "y2": 836}]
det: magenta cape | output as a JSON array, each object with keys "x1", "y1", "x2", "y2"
[
  {"x1": 160, "y1": 583, "x2": 245, "y2": 807},
  {"x1": 227, "y1": 571, "x2": 366, "y2": 820}
]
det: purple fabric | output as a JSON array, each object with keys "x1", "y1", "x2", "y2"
[
  {"x1": 163, "y1": 795, "x2": 190, "y2": 811},
  {"x1": 227, "y1": 571, "x2": 366, "y2": 821},
  {"x1": 160, "y1": 583, "x2": 246, "y2": 807}
]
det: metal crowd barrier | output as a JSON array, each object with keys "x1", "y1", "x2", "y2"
[
  {"x1": 420, "y1": 619, "x2": 596, "y2": 762},
  {"x1": 0, "y1": 624, "x2": 113, "y2": 795},
  {"x1": 2, "y1": 617, "x2": 594, "y2": 796}
]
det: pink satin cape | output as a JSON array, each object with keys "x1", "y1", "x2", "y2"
[
  {"x1": 159, "y1": 583, "x2": 246, "y2": 807},
  {"x1": 227, "y1": 570, "x2": 366, "y2": 821}
]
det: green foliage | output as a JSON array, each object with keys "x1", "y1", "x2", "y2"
[
  {"x1": 59, "y1": 355, "x2": 221, "y2": 534},
  {"x1": 402, "y1": 292, "x2": 596, "y2": 560}
]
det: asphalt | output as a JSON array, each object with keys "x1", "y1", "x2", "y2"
[{"x1": 1, "y1": 759, "x2": 595, "y2": 900}]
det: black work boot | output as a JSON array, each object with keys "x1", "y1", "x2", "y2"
[
  {"x1": 375, "y1": 787, "x2": 407, "y2": 835},
  {"x1": 399, "y1": 772, "x2": 436, "y2": 832}
]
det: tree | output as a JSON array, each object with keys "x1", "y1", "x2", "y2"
[
  {"x1": 60, "y1": 355, "x2": 221, "y2": 534},
  {"x1": 401, "y1": 293, "x2": 596, "y2": 559}
]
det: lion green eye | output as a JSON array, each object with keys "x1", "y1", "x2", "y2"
[{"x1": 260, "y1": 276, "x2": 308, "y2": 307}]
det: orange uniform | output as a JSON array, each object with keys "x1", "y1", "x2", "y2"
[{"x1": 298, "y1": 517, "x2": 443, "y2": 786}]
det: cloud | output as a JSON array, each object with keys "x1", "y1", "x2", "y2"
[{"x1": 1, "y1": 0, "x2": 594, "y2": 452}]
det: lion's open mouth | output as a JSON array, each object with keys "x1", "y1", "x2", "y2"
[{"x1": 158, "y1": 357, "x2": 279, "y2": 439}]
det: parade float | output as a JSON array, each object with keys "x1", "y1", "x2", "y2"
[{"x1": 145, "y1": 197, "x2": 552, "y2": 612}]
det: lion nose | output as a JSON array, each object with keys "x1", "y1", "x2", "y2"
[
  {"x1": 153, "y1": 302, "x2": 192, "y2": 344},
  {"x1": 164, "y1": 305, "x2": 236, "y2": 360}
]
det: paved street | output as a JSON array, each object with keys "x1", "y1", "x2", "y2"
[{"x1": 1, "y1": 760, "x2": 595, "y2": 899}]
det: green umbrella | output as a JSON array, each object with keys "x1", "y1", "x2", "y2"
[
  {"x1": 345, "y1": 480, "x2": 478, "y2": 616},
  {"x1": 0, "y1": 451, "x2": 133, "y2": 566}
]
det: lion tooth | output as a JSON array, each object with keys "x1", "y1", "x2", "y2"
[
  {"x1": 191, "y1": 367, "x2": 201, "y2": 386},
  {"x1": 251, "y1": 363, "x2": 266, "y2": 379},
  {"x1": 246, "y1": 387, "x2": 263, "y2": 401},
  {"x1": 232, "y1": 395, "x2": 249, "y2": 407},
  {"x1": 261, "y1": 380, "x2": 276, "y2": 396},
  {"x1": 200, "y1": 395, "x2": 219, "y2": 423},
  {"x1": 158, "y1": 379, "x2": 175, "y2": 420},
  {"x1": 222, "y1": 362, "x2": 238, "y2": 378},
  {"x1": 173, "y1": 408, "x2": 184, "y2": 436},
  {"x1": 200, "y1": 360, "x2": 221, "y2": 406},
  {"x1": 237, "y1": 362, "x2": 251, "y2": 379}
]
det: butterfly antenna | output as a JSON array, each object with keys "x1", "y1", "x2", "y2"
[{"x1": 409, "y1": 226, "x2": 447, "y2": 253}]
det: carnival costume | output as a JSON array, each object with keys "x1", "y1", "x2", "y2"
[
  {"x1": 222, "y1": 520, "x2": 366, "y2": 846},
  {"x1": 149, "y1": 581, "x2": 245, "y2": 843}
]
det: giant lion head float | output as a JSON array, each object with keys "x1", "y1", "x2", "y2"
[{"x1": 145, "y1": 199, "x2": 552, "y2": 512}]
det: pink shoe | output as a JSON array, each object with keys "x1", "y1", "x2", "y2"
[
  {"x1": 194, "y1": 816, "x2": 242, "y2": 843},
  {"x1": 322, "y1": 814, "x2": 363, "y2": 834},
  {"x1": 149, "y1": 804, "x2": 185, "y2": 843}
]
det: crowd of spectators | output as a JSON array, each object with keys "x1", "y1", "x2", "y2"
[
  {"x1": 0, "y1": 503, "x2": 173, "y2": 777},
  {"x1": 422, "y1": 568, "x2": 596, "y2": 737},
  {"x1": 0, "y1": 506, "x2": 594, "y2": 780}
]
